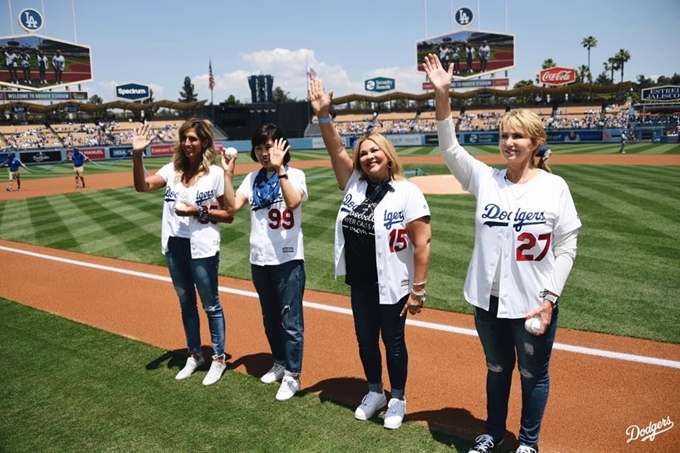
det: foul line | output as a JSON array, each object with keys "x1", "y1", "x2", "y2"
[{"x1": 2, "y1": 244, "x2": 679, "y2": 370}]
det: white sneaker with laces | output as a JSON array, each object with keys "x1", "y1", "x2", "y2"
[
  {"x1": 354, "y1": 391, "x2": 387, "y2": 420},
  {"x1": 175, "y1": 355, "x2": 205, "y2": 380},
  {"x1": 261, "y1": 363, "x2": 286, "y2": 384},
  {"x1": 275, "y1": 375, "x2": 300, "y2": 401},
  {"x1": 202, "y1": 359, "x2": 227, "y2": 386},
  {"x1": 515, "y1": 446, "x2": 537, "y2": 453},
  {"x1": 383, "y1": 398, "x2": 406, "y2": 429},
  {"x1": 468, "y1": 434, "x2": 503, "y2": 453}
]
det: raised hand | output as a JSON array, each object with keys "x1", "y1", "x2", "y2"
[
  {"x1": 269, "y1": 137, "x2": 290, "y2": 171},
  {"x1": 132, "y1": 123, "x2": 154, "y2": 152},
  {"x1": 423, "y1": 53, "x2": 453, "y2": 92},
  {"x1": 219, "y1": 148, "x2": 237, "y2": 178},
  {"x1": 308, "y1": 78, "x2": 333, "y2": 117}
]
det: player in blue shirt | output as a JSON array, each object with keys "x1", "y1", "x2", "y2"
[
  {"x1": 1, "y1": 152, "x2": 28, "y2": 191},
  {"x1": 70, "y1": 147, "x2": 90, "y2": 189},
  {"x1": 535, "y1": 145, "x2": 553, "y2": 173}
]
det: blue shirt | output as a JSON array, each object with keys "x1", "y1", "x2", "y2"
[
  {"x1": 536, "y1": 146, "x2": 550, "y2": 157},
  {"x1": 4, "y1": 157, "x2": 23, "y2": 172},
  {"x1": 72, "y1": 152, "x2": 86, "y2": 166}
]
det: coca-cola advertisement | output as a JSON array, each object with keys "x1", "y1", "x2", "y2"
[{"x1": 539, "y1": 67, "x2": 576, "y2": 86}]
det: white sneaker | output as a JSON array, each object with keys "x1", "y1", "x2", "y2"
[
  {"x1": 260, "y1": 363, "x2": 285, "y2": 384},
  {"x1": 275, "y1": 375, "x2": 300, "y2": 401},
  {"x1": 383, "y1": 398, "x2": 406, "y2": 429},
  {"x1": 175, "y1": 355, "x2": 205, "y2": 380},
  {"x1": 354, "y1": 391, "x2": 387, "y2": 420},
  {"x1": 202, "y1": 359, "x2": 227, "y2": 386}
]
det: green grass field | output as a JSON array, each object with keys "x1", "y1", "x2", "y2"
[{"x1": 1, "y1": 142, "x2": 679, "y2": 452}]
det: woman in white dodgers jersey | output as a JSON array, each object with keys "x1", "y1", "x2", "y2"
[
  {"x1": 308, "y1": 78, "x2": 432, "y2": 430},
  {"x1": 424, "y1": 54, "x2": 581, "y2": 453},
  {"x1": 220, "y1": 124, "x2": 307, "y2": 402},
  {"x1": 131, "y1": 119, "x2": 233, "y2": 387}
]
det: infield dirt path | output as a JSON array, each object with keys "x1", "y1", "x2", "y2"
[{"x1": 1, "y1": 153, "x2": 679, "y2": 452}]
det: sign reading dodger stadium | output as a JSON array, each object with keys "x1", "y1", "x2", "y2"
[
  {"x1": 641, "y1": 85, "x2": 680, "y2": 101},
  {"x1": 115, "y1": 83, "x2": 150, "y2": 101}
]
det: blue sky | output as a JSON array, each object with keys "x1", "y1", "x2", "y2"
[{"x1": 1, "y1": 0, "x2": 678, "y2": 103}]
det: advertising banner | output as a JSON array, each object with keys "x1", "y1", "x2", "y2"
[
  {"x1": 641, "y1": 85, "x2": 680, "y2": 101},
  {"x1": 463, "y1": 132, "x2": 499, "y2": 145},
  {"x1": 78, "y1": 147, "x2": 106, "y2": 159},
  {"x1": 115, "y1": 83, "x2": 150, "y2": 101},
  {"x1": 0, "y1": 91, "x2": 87, "y2": 101},
  {"x1": 149, "y1": 144, "x2": 175, "y2": 157},
  {"x1": 109, "y1": 147, "x2": 133, "y2": 158},
  {"x1": 385, "y1": 135, "x2": 422, "y2": 146},
  {"x1": 312, "y1": 137, "x2": 326, "y2": 149},
  {"x1": 365, "y1": 77, "x2": 396, "y2": 92},
  {"x1": 547, "y1": 130, "x2": 603, "y2": 143},
  {"x1": 21, "y1": 150, "x2": 62, "y2": 164},
  {"x1": 538, "y1": 67, "x2": 576, "y2": 86}
]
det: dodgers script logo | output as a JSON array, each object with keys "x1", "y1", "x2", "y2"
[
  {"x1": 383, "y1": 210, "x2": 404, "y2": 230},
  {"x1": 196, "y1": 189, "x2": 215, "y2": 205},
  {"x1": 341, "y1": 193, "x2": 360, "y2": 213},
  {"x1": 482, "y1": 204, "x2": 547, "y2": 232}
]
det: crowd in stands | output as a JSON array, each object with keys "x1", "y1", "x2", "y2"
[{"x1": 0, "y1": 120, "x2": 182, "y2": 151}]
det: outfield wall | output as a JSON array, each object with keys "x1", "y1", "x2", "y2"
[{"x1": 0, "y1": 128, "x2": 672, "y2": 166}]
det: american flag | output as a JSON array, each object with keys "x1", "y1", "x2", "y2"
[
  {"x1": 307, "y1": 64, "x2": 317, "y2": 81},
  {"x1": 209, "y1": 60, "x2": 215, "y2": 91}
]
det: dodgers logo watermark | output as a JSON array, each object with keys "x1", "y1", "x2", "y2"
[
  {"x1": 18, "y1": 8, "x2": 44, "y2": 32},
  {"x1": 626, "y1": 416, "x2": 674, "y2": 443}
]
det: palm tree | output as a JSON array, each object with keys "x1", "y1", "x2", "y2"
[
  {"x1": 576, "y1": 65, "x2": 591, "y2": 84},
  {"x1": 542, "y1": 58, "x2": 557, "y2": 69},
  {"x1": 581, "y1": 36, "x2": 597, "y2": 82},
  {"x1": 605, "y1": 58, "x2": 619, "y2": 83},
  {"x1": 614, "y1": 48, "x2": 631, "y2": 83}
]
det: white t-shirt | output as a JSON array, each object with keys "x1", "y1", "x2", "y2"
[
  {"x1": 334, "y1": 170, "x2": 431, "y2": 305},
  {"x1": 156, "y1": 163, "x2": 225, "y2": 258},
  {"x1": 437, "y1": 117, "x2": 581, "y2": 318},
  {"x1": 237, "y1": 167, "x2": 307, "y2": 266}
]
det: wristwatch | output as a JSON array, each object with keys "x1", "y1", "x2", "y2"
[
  {"x1": 196, "y1": 206, "x2": 209, "y2": 221},
  {"x1": 540, "y1": 290, "x2": 560, "y2": 309}
]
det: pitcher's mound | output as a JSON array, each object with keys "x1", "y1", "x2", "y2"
[{"x1": 409, "y1": 175, "x2": 469, "y2": 195}]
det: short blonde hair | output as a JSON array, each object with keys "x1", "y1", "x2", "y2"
[{"x1": 499, "y1": 109, "x2": 547, "y2": 147}]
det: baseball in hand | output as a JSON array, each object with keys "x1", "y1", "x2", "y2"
[
  {"x1": 525, "y1": 317, "x2": 541, "y2": 334},
  {"x1": 224, "y1": 147, "x2": 238, "y2": 159}
]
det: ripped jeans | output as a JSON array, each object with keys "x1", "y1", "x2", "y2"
[
  {"x1": 474, "y1": 295, "x2": 558, "y2": 447},
  {"x1": 252, "y1": 260, "x2": 305, "y2": 376},
  {"x1": 165, "y1": 236, "x2": 225, "y2": 359}
]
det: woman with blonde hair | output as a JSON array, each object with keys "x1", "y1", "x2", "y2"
[
  {"x1": 308, "y1": 79, "x2": 432, "y2": 430},
  {"x1": 132, "y1": 119, "x2": 233, "y2": 386},
  {"x1": 424, "y1": 54, "x2": 581, "y2": 453}
]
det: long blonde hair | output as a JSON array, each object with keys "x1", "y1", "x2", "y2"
[{"x1": 172, "y1": 118, "x2": 215, "y2": 179}]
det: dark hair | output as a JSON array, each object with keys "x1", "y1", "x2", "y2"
[{"x1": 250, "y1": 123, "x2": 291, "y2": 164}]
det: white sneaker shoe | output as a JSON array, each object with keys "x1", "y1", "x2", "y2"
[
  {"x1": 175, "y1": 355, "x2": 205, "y2": 380},
  {"x1": 354, "y1": 391, "x2": 387, "y2": 420},
  {"x1": 275, "y1": 375, "x2": 300, "y2": 401},
  {"x1": 383, "y1": 398, "x2": 406, "y2": 429},
  {"x1": 202, "y1": 359, "x2": 227, "y2": 386},
  {"x1": 261, "y1": 363, "x2": 285, "y2": 384}
]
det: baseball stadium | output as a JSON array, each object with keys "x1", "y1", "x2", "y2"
[{"x1": 1, "y1": 3, "x2": 679, "y2": 453}]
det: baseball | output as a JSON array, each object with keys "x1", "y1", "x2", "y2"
[
  {"x1": 525, "y1": 317, "x2": 541, "y2": 334},
  {"x1": 224, "y1": 147, "x2": 238, "y2": 159}
]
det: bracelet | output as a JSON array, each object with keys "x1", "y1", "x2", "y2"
[
  {"x1": 412, "y1": 280, "x2": 427, "y2": 287},
  {"x1": 196, "y1": 206, "x2": 209, "y2": 221},
  {"x1": 411, "y1": 288, "x2": 426, "y2": 298},
  {"x1": 278, "y1": 173, "x2": 289, "y2": 179},
  {"x1": 317, "y1": 116, "x2": 332, "y2": 124}
]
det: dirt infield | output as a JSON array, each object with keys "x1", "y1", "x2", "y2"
[{"x1": 1, "y1": 153, "x2": 680, "y2": 452}]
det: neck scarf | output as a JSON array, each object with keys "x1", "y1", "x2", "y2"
[{"x1": 252, "y1": 165, "x2": 288, "y2": 211}]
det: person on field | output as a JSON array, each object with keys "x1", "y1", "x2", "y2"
[
  {"x1": 70, "y1": 147, "x2": 90, "y2": 189},
  {"x1": 424, "y1": 53, "x2": 581, "y2": 453},
  {"x1": 2, "y1": 152, "x2": 28, "y2": 191},
  {"x1": 308, "y1": 78, "x2": 432, "y2": 430},
  {"x1": 535, "y1": 145, "x2": 552, "y2": 173},
  {"x1": 219, "y1": 124, "x2": 308, "y2": 402},
  {"x1": 131, "y1": 119, "x2": 233, "y2": 386}
]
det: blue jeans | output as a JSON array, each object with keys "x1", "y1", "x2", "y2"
[
  {"x1": 165, "y1": 237, "x2": 225, "y2": 359},
  {"x1": 351, "y1": 285, "x2": 408, "y2": 398},
  {"x1": 474, "y1": 295, "x2": 558, "y2": 447},
  {"x1": 251, "y1": 259, "x2": 306, "y2": 376}
]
